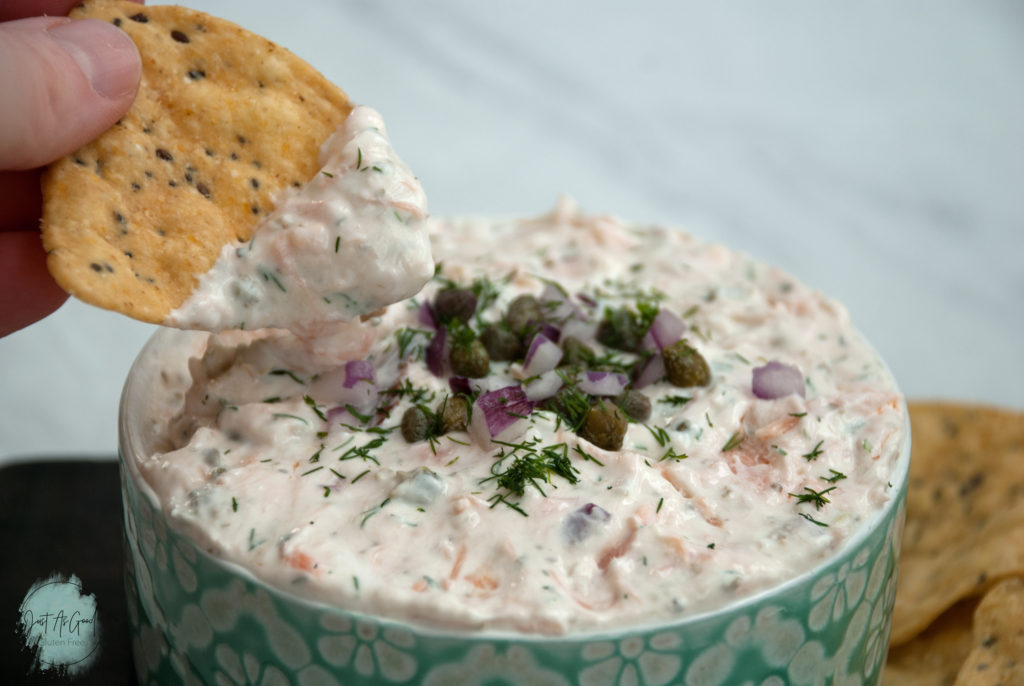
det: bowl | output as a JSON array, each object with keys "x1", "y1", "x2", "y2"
[{"x1": 119, "y1": 327, "x2": 910, "y2": 686}]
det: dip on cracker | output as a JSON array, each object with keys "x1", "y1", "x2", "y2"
[{"x1": 41, "y1": 0, "x2": 433, "y2": 331}]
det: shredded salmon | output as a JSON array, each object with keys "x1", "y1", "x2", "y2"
[
  {"x1": 449, "y1": 544, "x2": 467, "y2": 581},
  {"x1": 465, "y1": 572, "x2": 499, "y2": 591},
  {"x1": 659, "y1": 468, "x2": 724, "y2": 527},
  {"x1": 283, "y1": 549, "x2": 317, "y2": 575},
  {"x1": 754, "y1": 414, "x2": 800, "y2": 441},
  {"x1": 598, "y1": 521, "x2": 638, "y2": 572}
]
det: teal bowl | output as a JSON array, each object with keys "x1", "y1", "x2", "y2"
[{"x1": 120, "y1": 328, "x2": 910, "y2": 686}]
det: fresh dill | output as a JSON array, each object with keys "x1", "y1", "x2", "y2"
[
  {"x1": 789, "y1": 486, "x2": 837, "y2": 510},
  {"x1": 802, "y1": 440, "x2": 825, "y2": 461},
  {"x1": 722, "y1": 432, "x2": 745, "y2": 452}
]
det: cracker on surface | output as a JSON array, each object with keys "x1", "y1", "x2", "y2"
[
  {"x1": 890, "y1": 402, "x2": 1024, "y2": 645},
  {"x1": 884, "y1": 598, "x2": 978, "y2": 686},
  {"x1": 41, "y1": 0, "x2": 351, "y2": 323},
  {"x1": 954, "y1": 576, "x2": 1024, "y2": 685}
]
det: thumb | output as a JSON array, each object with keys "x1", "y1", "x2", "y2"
[{"x1": 0, "y1": 16, "x2": 140, "y2": 171}]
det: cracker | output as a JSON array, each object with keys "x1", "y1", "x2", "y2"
[
  {"x1": 889, "y1": 402, "x2": 1024, "y2": 645},
  {"x1": 883, "y1": 598, "x2": 978, "y2": 686},
  {"x1": 954, "y1": 576, "x2": 1024, "y2": 685},
  {"x1": 41, "y1": 0, "x2": 351, "y2": 323}
]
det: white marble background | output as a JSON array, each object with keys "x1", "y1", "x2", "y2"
[{"x1": 1, "y1": 0, "x2": 1021, "y2": 462}]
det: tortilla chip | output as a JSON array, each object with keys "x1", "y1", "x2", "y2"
[
  {"x1": 890, "y1": 402, "x2": 1024, "y2": 646},
  {"x1": 954, "y1": 576, "x2": 1024, "y2": 685},
  {"x1": 884, "y1": 598, "x2": 978, "y2": 686},
  {"x1": 41, "y1": 0, "x2": 351, "y2": 323}
]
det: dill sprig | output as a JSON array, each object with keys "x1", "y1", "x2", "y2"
[
  {"x1": 483, "y1": 438, "x2": 581, "y2": 499},
  {"x1": 802, "y1": 440, "x2": 825, "y2": 461},
  {"x1": 789, "y1": 486, "x2": 837, "y2": 510}
]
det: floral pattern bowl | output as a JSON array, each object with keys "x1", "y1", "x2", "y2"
[{"x1": 119, "y1": 328, "x2": 910, "y2": 686}]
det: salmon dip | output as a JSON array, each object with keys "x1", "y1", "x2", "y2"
[{"x1": 137, "y1": 196, "x2": 907, "y2": 635}]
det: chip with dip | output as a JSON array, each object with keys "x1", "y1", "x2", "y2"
[{"x1": 41, "y1": 0, "x2": 433, "y2": 332}]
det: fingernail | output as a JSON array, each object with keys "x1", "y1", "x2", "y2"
[{"x1": 48, "y1": 18, "x2": 140, "y2": 99}]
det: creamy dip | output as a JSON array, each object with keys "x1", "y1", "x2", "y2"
[
  {"x1": 165, "y1": 106, "x2": 433, "y2": 334},
  {"x1": 138, "y1": 198, "x2": 906, "y2": 635}
]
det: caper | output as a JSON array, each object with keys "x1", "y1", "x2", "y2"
[
  {"x1": 541, "y1": 381, "x2": 587, "y2": 428},
  {"x1": 578, "y1": 401, "x2": 628, "y2": 451},
  {"x1": 596, "y1": 307, "x2": 643, "y2": 352},
  {"x1": 450, "y1": 338, "x2": 490, "y2": 378},
  {"x1": 616, "y1": 389, "x2": 652, "y2": 422},
  {"x1": 662, "y1": 339, "x2": 711, "y2": 387},
  {"x1": 434, "y1": 288, "x2": 477, "y2": 323},
  {"x1": 505, "y1": 295, "x2": 542, "y2": 336},
  {"x1": 437, "y1": 395, "x2": 469, "y2": 433},
  {"x1": 560, "y1": 336, "x2": 593, "y2": 367},
  {"x1": 401, "y1": 406, "x2": 431, "y2": 443},
  {"x1": 480, "y1": 324, "x2": 521, "y2": 361}
]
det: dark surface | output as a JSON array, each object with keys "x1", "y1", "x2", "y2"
[{"x1": 0, "y1": 459, "x2": 134, "y2": 684}]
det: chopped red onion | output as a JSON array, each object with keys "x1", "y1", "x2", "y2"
[
  {"x1": 641, "y1": 308, "x2": 686, "y2": 352},
  {"x1": 539, "y1": 283, "x2": 578, "y2": 322},
  {"x1": 326, "y1": 383, "x2": 380, "y2": 421},
  {"x1": 523, "y1": 333, "x2": 563, "y2": 376},
  {"x1": 449, "y1": 376, "x2": 473, "y2": 397},
  {"x1": 418, "y1": 301, "x2": 438, "y2": 329},
  {"x1": 578, "y1": 371, "x2": 628, "y2": 396},
  {"x1": 469, "y1": 386, "x2": 536, "y2": 445},
  {"x1": 563, "y1": 503, "x2": 612, "y2": 543},
  {"x1": 576, "y1": 292, "x2": 598, "y2": 309},
  {"x1": 752, "y1": 361, "x2": 806, "y2": 399},
  {"x1": 522, "y1": 370, "x2": 565, "y2": 401},
  {"x1": 633, "y1": 353, "x2": 666, "y2": 389},
  {"x1": 343, "y1": 360, "x2": 374, "y2": 388},
  {"x1": 540, "y1": 323, "x2": 561, "y2": 343},
  {"x1": 560, "y1": 317, "x2": 598, "y2": 343},
  {"x1": 425, "y1": 328, "x2": 450, "y2": 377}
]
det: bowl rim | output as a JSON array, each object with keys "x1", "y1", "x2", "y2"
[{"x1": 120, "y1": 325, "x2": 912, "y2": 643}]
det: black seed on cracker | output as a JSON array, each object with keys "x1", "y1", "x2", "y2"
[
  {"x1": 171, "y1": 29, "x2": 189, "y2": 43},
  {"x1": 252, "y1": 160, "x2": 262, "y2": 169},
  {"x1": 124, "y1": 251, "x2": 133, "y2": 258},
  {"x1": 187, "y1": 69, "x2": 206, "y2": 80},
  {"x1": 250, "y1": 205, "x2": 260, "y2": 215},
  {"x1": 131, "y1": 182, "x2": 141, "y2": 191},
  {"x1": 90, "y1": 263, "x2": 103, "y2": 272},
  {"x1": 196, "y1": 183, "x2": 211, "y2": 198},
  {"x1": 236, "y1": 135, "x2": 247, "y2": 145},
  {"x1": 129, "y1": 12, "x2": 148, "y2": 23},
  {"x1": 155, "y1": 148, "x2": 173, "y2": 162},
  {"x1": 114, "y1": 211, "x2": 125, "y2": 224},
  {"x1": 168, "y1": 180, "x2": 177, "y2": 187},
  {"x1": 250, "y1": 178, "x2": 259, "y2": 189},
  {"x1": 74, "y1": 157, "x2": 85, "y2": 166},
  {"x1": 113, "y1": 17, "x2": 121, "y2": 26}
]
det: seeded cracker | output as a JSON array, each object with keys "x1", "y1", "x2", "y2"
[
  {"x1": 41, "y1": 0, "x2": 351, "y2": 323},
  {"x1": 954, "y1": 576, "x2": 1024, "y2": 685},
  {"x1": 883, "y1": 598, "x2": 978, "y2": 686},
  {"x1": 889, "y1": 402, "x2": 1024, "y2": 646}
]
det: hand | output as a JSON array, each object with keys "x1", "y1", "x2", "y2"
[{"x1": 0, "y1": 0, "x2": 142, "y2": 337}]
